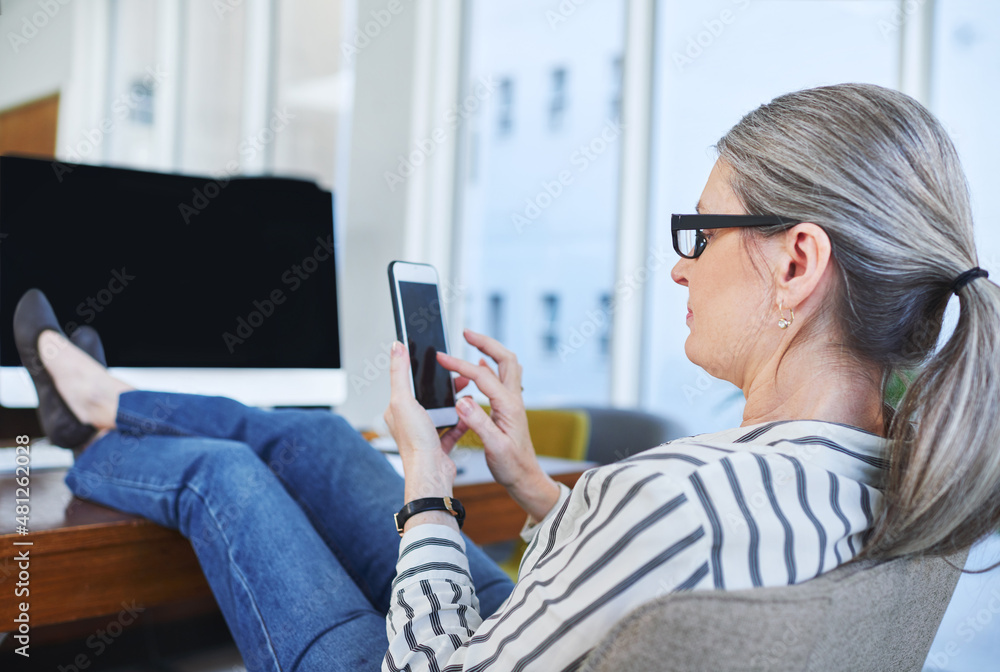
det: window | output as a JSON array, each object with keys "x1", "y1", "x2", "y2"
[
  {"x1": 270, "y1": 0, "x2": 344, "y2": 190},
  {"x1": 549, "y1": 67, "x2": 568, "y2": 130},
  {"x1": 541, "y1": 293, "x2": 560, "y2": 355},
  {"x1": 599, "y1": 292, "x2": 612, "y2": 356},
  {"x1": 100, "y1": 0, "x2": 173, "y2": 168},
  {"x1": 70, "y1": 0, "x2": 342, "y2": 190},
  {"x1": 641, "y1": 0, "x2": 901, "y2": 435},
  {"x1": 127, "y1": 78, "x2": 155, "y2": 125},
  {"x1": 488, "y1": 292, "x2": 505, "y2": 342},
  {"x1": 609, "y1": 56, "x2": 623, "y2": 121},
  {"x1": 497, "y1": 78, "x2": 514, "y2": 135},
  {"x1": 176, "y1": 1, "x2": 247, "y2": 175},
  {"x1": 455, "y1": 0, "x2": 626, "y2": 406}
]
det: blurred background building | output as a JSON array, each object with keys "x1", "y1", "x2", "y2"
[
  {"x1": 1, "y1": 1, "x2": 999, "y2": 670},
  {"x1": 1, "y1": 0, "x2": 997, "y2": 437}
]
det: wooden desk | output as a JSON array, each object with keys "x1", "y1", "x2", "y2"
[{"x1": 1, "y1": 462, "x2": 588, "y2": 629}]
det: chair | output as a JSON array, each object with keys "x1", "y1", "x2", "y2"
[
  {"x1": 526, "y1": 409, "x2": 591, "y2": 461},
  {"x1": 455, "y1": 405, "x2": 682, "y2": 465},
  {"x1": 572, "y1": 405, "x2": 685, "y2": 465},
  {"x1": 456, "y1": 408, "x2": 591, "y2": 460},
  {"x1": 581, "y1": 551, "x2": 967, "y2": 672}
]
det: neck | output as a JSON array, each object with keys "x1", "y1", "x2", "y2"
[{"x1": 739, "y1": 340, "x2": 885, "y2": 436}]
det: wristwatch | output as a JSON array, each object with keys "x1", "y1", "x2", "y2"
[{"x1": 394, "y1": 496, "x2": 466, "y2": 535}]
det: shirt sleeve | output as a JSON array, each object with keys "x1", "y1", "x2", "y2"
[
  {"x1": 383, "y1": 524, "x2": 482, "y2": 672},
  {"x1": 519, "y1": 482, "x2": 572, "y2": 544},
  {"x1": 383, "y1": 471, "x2": 710, "y2": 672}
]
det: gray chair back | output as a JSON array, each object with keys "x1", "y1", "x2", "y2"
[
  {"x1": 572, "y1": 406, "x2": 684, "y2": 465},
  {"x1": 581, "y1": 551, "x2": 967, "y2": 672}
]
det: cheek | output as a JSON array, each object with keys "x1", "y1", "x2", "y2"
[
  {"x1": 686, "y1": 263, "x2": 765, "y2": 369},
  {"x1": 695, "y1": 276, "x2": 742, "y2": 332}
]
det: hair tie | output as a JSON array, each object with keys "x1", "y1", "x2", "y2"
[{"x1": 950, "y1": 267, "x2": 989, "y2": 294}]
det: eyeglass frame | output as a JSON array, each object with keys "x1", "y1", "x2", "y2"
[{"x1": 671, "y1": 214, "x2": 799, "y2": 259}]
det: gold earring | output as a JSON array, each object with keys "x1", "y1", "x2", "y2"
[{"x1": 777, "y1": 302, "x2": 794, "y2": 329}]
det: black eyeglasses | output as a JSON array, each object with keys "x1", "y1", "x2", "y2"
[{"x1": 670, "y1": 214, "x2": 799, "y2": 259}]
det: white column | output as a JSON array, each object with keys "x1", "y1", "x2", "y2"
[
  {"x1": 56, "y1": 0, "x2": 112, "y2": 162},
  {"x1": 898, "y1": 0, "x2": 935, "y2": 105},
  {"x1": 403, "y1": 0, "x2": 463, "y2": 283},
  {"x1": 402, "y1": 0, "x2": 465, "y2": 354},
  {"x1": 609, "y1": 0, "x2": 656, "y2": 408},
  {"x1": 149, "y1": 0, "x2": 184, "y2": 170},
  {"x1": 239, "y1": 0, "x2": 276, "y2": 174}
]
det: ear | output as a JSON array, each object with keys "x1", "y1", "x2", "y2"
[{"x1": 774, "y1": 223, "x2": 833, "y2": 308}]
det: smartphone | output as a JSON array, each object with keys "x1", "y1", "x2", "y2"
[{"x1": 388, "y1": 261, "x2": 458, "y2": 428}]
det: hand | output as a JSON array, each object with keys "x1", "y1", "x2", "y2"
[
  {"x1": 436, "y1": 329, "x2": 561, "y2": 523},
  {"x1": 384, "y1": 342, "x2": 470, "y2": 532}
]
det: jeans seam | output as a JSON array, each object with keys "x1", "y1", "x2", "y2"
[
  {"x1": 183, "y1": 480, "x2": 285, "y2": 672},
  {"x1": 71, "y1": 464, "x2": 285, "y2": 672},
  {"x1": 116, "y1": 408, "x2": 190, "y2": 437},
  {"x1": 68, "y1": 469, "x2": 183, "y2": 494}
]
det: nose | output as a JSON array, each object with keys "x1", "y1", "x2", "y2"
[{"x1": 670, "y1": 256, "x2": 690, "y2": 287}]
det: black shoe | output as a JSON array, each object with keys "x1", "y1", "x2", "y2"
[
  {"x1": 13, "y1": 289, "x2": 105, "y2": 450},
  {"x1": 70, "y1": 326, "x2": 107, "y2": 368}
]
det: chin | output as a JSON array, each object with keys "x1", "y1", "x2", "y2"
[
  {"x1": 684, "y1": 338, "x2": 727, "y2": 382},
  {"x1": 683, "y1": 336, "x2": 701, "y2": 367}
]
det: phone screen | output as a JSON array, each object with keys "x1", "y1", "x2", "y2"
[{"x1": 398, "y1": 281, "x2": 456, "y2": 409}]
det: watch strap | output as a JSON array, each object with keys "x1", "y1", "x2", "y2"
[{"x1": 394, "y1": 496, "x2": 466, "y2": 535}]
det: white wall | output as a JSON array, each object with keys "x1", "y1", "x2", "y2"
[{"x1": 0, "y1": 0, "x2": 73, "y2": 112}]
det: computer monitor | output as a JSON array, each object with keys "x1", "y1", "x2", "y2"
[{"x1": 0, "y1": 155, "x2": 346, "y2": 408}]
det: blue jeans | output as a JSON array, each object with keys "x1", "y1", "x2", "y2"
[{"x1": 64, "y1": 391, "x2": 514, "y2": 672}]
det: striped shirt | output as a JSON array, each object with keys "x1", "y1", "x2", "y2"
[{"x1": 383, "y1": 419, "x2": 886, "y2": 672}]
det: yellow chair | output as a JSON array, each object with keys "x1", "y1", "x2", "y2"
[
  {"x1": 457, "y1": 406, "x2": 590, "y2": 579},
  {"x1": 456, "y1": 406, "x2": 590, "y2": 460}
]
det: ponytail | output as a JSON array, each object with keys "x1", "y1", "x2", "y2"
[{"x1": 865, "y1": 276, "x2": 1000, "y2": 557}]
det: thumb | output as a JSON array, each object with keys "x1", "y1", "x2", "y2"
[
  {"x1": 455, "y1": 396, "x2": 507, "y2": 447},
  {"x1": 389, "y1": 341, "x2": 413, "y2": 403}
]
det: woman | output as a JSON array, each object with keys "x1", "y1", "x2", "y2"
[{"x1": 16, "y1": 83, "x2": 999, "y2": 671}]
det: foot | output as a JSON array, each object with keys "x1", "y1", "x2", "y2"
[
  {"x1": 38, "y1": 330, "x2": 133, "y2": 430},
  {"x1": 13, "y1": 289, "x2": 131, "y2": 449}
]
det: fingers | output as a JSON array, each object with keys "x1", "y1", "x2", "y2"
[
  {"x1": 455, "y1": 396, "x2": 508, "y2": 447},
  {"x1": 463, "y1": 329, "x2": 523, "y2": 393},
  {"x1": 454, "y1": 376, "x2": 472, "y2": 393},
  {"x1": 437, "y1": 351, "x2": 508, "y2": 399},
  {"x1": 439, "y1": 418, "x2": 469, "y2": 453}
]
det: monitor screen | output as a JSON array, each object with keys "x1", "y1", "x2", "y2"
[{"x1": 0, "y1": 156, "x2": 341, "y2": 403}]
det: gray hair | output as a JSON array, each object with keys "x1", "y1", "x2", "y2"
[{"x1": 717, "y1": 83, "x2": 1000, "y2": 559}]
